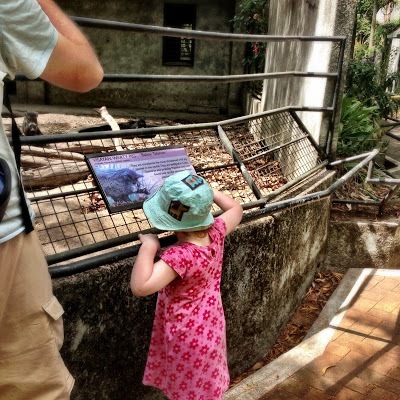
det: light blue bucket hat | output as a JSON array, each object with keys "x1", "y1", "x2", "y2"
[{"x1": 143, "y1": 170, "x2": 214, "y2": 232}]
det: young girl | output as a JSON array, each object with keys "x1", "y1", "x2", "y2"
[{"x1": 131, "y1": 170, "x2": 243, "y2": 400}]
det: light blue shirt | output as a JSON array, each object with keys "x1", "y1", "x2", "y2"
[{"x1": 0, "y1": 0, "x2": 58, "y2": 243}]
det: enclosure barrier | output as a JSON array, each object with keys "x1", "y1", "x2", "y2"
[
  {"x1": 330, "y1": 118, "x2": 400, "y2": 216},
  {"x1": 9, "y1": 18, "x2": 356, "y2": 277},
  {"x1": 16, "y1": 16, "x2": 346, "y2": 157},
  {"x1": 12, "y1": 103, "x2": 381, "y2": 278}
]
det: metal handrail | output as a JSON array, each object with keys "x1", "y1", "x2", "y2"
[
  {"x1": 49, "y1": 150, "x2": 379, "y2": 278},
  {"x1": 331, "y1": 120, "x2": 400, "y2": 216},
  {"x1": 11, "y1": 17, "x2": 348, "y2": 277},
  {"x1": 16, "y1": 106, "x2": 333, "y2": 146},
  {"x1": 14, "y1": 17, "x2": 345, "y2": 157},
  {"x1": 71, "y1": 16, "x2": 346, "y2": 43},
  {"x1": 15, "y1": 71, "x2": 338, "y2": 84}
]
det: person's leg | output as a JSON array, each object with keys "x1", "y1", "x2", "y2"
[{"x1": 0, "y1": 231, "x2": 74, "y2": 400}]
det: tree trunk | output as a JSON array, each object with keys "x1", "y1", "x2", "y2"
[
  {"x1": 369, "y1": 0, "x2": 378, "y2": 56},
  {"x1": 22, "y1": 160, "x2": 89, "y2": 189}
]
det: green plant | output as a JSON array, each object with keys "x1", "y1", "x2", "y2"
[
  {"x1": 232, "y1": 0, "x2": 269, "y2": 95},
  {"x1": 350, "y1": 1, "x2": 400, "y2": 115},
  {"x1": 345, "y1": 59, "x2": 399, "y2": 118},
  {"x1": 337, "y1": 93, "x2": 385, "y2": 157}
]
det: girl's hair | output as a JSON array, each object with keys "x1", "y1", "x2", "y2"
[{"x1": 176, "y1": 227, "x2": 210, "y2": 238}]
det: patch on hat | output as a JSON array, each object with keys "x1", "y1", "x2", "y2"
[
  {"x1": 167, "y1": 200, "x2": 190, "y2": 221},
  {"x1": 182, "y1": 174, "x2": 204, "y2": 191}
]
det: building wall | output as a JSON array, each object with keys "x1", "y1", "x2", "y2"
[
  {"x1": 17, "y1": 0, "x2": 244, "y2": 116},
  {"x1": 377, "y1": 2, "x2": 400, "y2": 23},
  {"x1": 261, "y1": 0, "x2": 357, "y2": 154},
  {"x1": 325, "y1": 220, "x2": 400, "y2": 272}
]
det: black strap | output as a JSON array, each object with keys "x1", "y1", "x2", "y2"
[{"x1": 3, "y1": 80, "x2": 34, "y2": 234}]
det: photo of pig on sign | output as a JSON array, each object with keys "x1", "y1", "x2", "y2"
[{"x1": 85, "y1": 146, "x2": 195, "y2": 213}]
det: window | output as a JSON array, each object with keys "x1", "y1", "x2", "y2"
[{"x1": 163, "y1": 4, "x2": 196, "y2": 66}]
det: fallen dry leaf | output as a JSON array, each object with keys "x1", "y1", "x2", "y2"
[
  {"x1": 251, "y1": 362, "x2": 264, "y2": 371},
  {"x1": 322, "y1": 365, "x2": 336, "y2": 375},
  {"x1": 230, "y1": 270, "x2": 343, "y2": 387}
]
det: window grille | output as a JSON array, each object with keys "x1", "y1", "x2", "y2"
[{"x1": 163, "y1": 4, "x2": 196, "y2": 66}]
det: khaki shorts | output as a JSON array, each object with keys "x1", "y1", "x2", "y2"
[{"x1": 0, "y1": 231, "x2": 74, "y2": 400}]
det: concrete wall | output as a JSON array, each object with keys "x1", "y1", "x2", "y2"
[
  {"x1": 325, "y1": 219, "x2": 400, "y2": 272},
  {"x1": 52, "y1": 173, "x2": 332, "y2": 400},
  {"x1": 17, "y1": 0, "x2": 244, "y2": 117},
  {"x1": 261, "y1": 0, "x2": 357, "y2": 153}
]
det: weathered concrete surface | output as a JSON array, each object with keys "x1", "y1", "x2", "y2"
[
  {"x1": 325, "y1": 219, "x2": 400, "y2": 272},
  {"x1": 17, "y1": 0, "x2": 244, "y2": 117},
  {"x1": 52, "y1": 176, "x2": 332, "y2": 400},
  {"x1": 224, "y1": 267, "x2": 365, "y2": 400},
  {"x1": 262, "y1": 0, "x2": 357, "y2": 150}
]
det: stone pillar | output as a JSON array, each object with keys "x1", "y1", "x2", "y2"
[{"x1": 261, "y1": 0, "x2": 357, "y2": 154}]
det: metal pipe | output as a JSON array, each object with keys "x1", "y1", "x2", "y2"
[
  {"x1": 367, "y1": 159, "x2": 374, "y2": 181},
  {"x1": 46, "y1": 231, "x2": 144, "y2": 266},
  {"x1": 29, "y1": 187, "x2": 93, "y2": 202},
  {"x1": 217, "y1": 126, "x2": 263, "y2": 199},
  {"x1": 384, "y1": 130, "x2": 400, "y2": 141},
  {"x1": 289, "y1": 110, "x2": 327, "y2": 159},
  {"x1": 329, "y1": 151, "x2": 378, "y2": 167},
  {"x1": 71, "y1": 16, "x2": 346, "y2": 43},
  {"x1": 50, "y1": 234, "x2": 178, "y2": 278},
  {"x1": 367, "y1": 177, "x2": 400, "y2": 184},
  {"x1": 49, "y1": 152, "x2": 376, "y2": 278},
  {"x1": 15, "y1": 71, "x2": 338, "y2": 85},
  {"x1": 50, "y1": 244, "x2": 142, "y2": 278},
  {"x1": 325, "y1": 37, "x2": 346, "y2": 157},
  {"x1": 101, "y1": 71, "x2": 338, "y2": 83},
  {"x1": 18, "y1": 106, "x2": 333, "y2": 145},
  {"x1": 241, "y1": 134, "x2": 313, "y2": 163}
]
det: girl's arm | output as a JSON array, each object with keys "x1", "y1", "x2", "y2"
[
  {"x1": 37, "y1": 0, "x2": 103, "y2": 92},
  {"x1": 213, "y1": 190, "x2": 243, "y2": 235},
  {"x1": 130, "y1": 233, "x2": 178, "y2": 297}
]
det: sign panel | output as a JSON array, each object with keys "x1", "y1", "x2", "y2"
[{"x1": 86, "y1": 146, "x2": 194, "y2": 213}]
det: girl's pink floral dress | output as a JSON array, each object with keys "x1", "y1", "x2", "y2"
[{"x1": 142, "y1": 218, "x2": 229, "y2": 400}]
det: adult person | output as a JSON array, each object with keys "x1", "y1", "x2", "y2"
[{"x1": 0, "y1": 1, "x2": 103, "y2": 399}]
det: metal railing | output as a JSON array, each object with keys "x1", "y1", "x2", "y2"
[
  {"x1": 16, "y1": 16, "x2": 346, "y2": 156},
  {"x1": 13, "y1": 108, "x2": 326, "y2": 277},
  {"x1": 331, "y1": 120, "x2": 400, "y2": 216},
  {"x1": 45, "y1": 146, "x2": 381, "y2": 279},
  {"x1": 10, "y1": 18, "x2": 351, "y2": 277}
]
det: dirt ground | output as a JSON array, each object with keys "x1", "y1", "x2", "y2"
[
  {"x1": 230, "y1": 269, "x2": 343, "y2": 386},
  {"x1": 5, "y1": 111, "x2": 163, "y2": 136}
]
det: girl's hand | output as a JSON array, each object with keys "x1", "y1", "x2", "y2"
[
  {"x1": 138, "y1": 233, "x2": 160, "y2": 251},
  {"x1": 213, "y1": 190, "x2": 243, "y2": 235}
]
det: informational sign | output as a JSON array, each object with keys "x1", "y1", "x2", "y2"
[{"x1": 86, "y1": 146, "x2": 195, "y2": 213}]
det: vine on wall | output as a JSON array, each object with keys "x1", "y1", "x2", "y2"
[{"x1": 232, "y1": 0, "x2": 270, "y2": 96}]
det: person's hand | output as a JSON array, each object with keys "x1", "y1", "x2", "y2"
[{"x1": 138, "y1": 233, "x2": 160, "y2": 252}]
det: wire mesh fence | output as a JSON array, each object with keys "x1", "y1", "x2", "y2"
[{"x1": 17, "y1": 110, "x2": 323, "y2": 265}]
